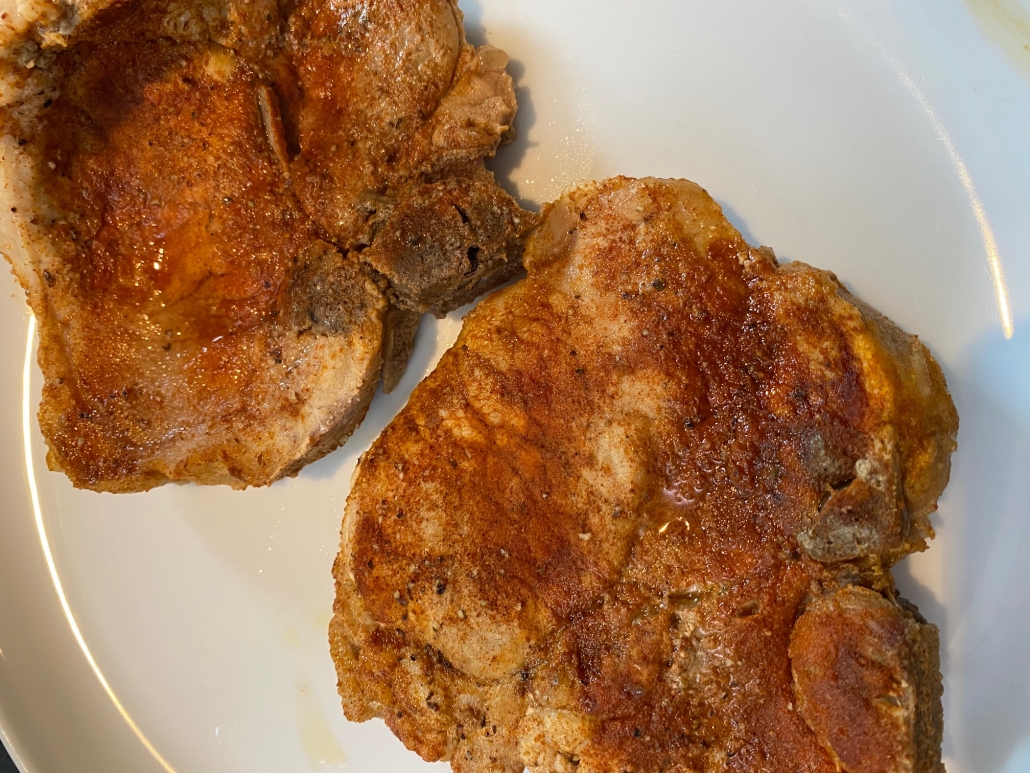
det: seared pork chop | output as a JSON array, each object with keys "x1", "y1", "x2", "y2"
[
  {"x1": 0, "y1": 0, "x2": 535, "y2": 491},
  {"x1": 332, "y1": 178, "x2": 958, "y2": 773}
]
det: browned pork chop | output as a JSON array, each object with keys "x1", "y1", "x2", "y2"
[
  {"x1": 332, "y1": 177, "x2": 958, "y2": 773},
  {"x1": 0, "y1": 0, "x2": 535, "y2": 491}
]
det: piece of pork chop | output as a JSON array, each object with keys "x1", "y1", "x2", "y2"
[
  {"x1": 0, "y1": 0, "x2": 535, "y2": 491},
  {"x1": 332, "y1": 177, "x2": 958, "y2": 773}
]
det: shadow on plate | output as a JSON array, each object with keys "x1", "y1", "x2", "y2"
[
  {"x1": 460, "y1": 0, "x2": 540, "y2": 210},
  {"x1": 485, "y1": 56, "x2": 538, "y2": 210},
  {"x1": 944, "y1": 318, "x2": 1030, "y2": 773},
  {"x1": 716, "y1": 199, "x2": 762, "y2": 249}
]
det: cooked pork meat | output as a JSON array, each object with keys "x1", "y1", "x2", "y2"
[
  {"x1": 0, "y1": 0, "x2": 535, "y2": 491},
  {"x1": 332, "y1": 178, "x2": 958, "y2": 773},
  {"x1": 286, "y1": 0, "x2": 519, "y2": 248},
  {"x1": 364, "y1": 171, "x2": 537, "y2": 317}
]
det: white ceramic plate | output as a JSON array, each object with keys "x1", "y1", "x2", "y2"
[{"x1": 2, "y1": 1, "x2": 1029, "y2": 771}]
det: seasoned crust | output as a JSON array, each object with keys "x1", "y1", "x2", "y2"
[
  {"x1": 332, "y1": 177, "x2": 957, "y2": 772},
  {"x1": 0, "y1": 0, "x2": 534, "y2": 490},
  {"x1": 789, "y1": 586, "x2": 945, "y2": 773},
  {"x1": 758, "y1": 264, "x2": 959, "y2": 564}
]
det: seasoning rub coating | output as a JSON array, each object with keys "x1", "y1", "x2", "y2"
[
  {"x1": 332, "y1": 177, "x2": 958, "y2": 773},
  {"x1": 0, "y1": 0, "x2": 536, "y2": 490}
]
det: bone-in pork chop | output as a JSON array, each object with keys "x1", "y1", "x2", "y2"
[
  {"x1": 0, "y1": 0, "x2": 534, "y2": 491},
  {"x1": 332, "y1": 178, "x2": 958, "y2": 773}
]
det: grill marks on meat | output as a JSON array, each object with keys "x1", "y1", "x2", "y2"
[
  {"x1": 332, "y1": 178, "x2": 958, "y2": 773},
  {"x1": 1, "y1": 0, "x2": 536, "y2": 490}
]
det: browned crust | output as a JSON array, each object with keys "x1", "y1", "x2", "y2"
[
  {"x1": 0, "y1": 0, "x2": 534, "y2": 490},
  {"x1": 789, "y1": 586, "x2": 945, "y2": 773},
  {"x1": 332, "y1": 177, "x2": 957, "y2": 772}
]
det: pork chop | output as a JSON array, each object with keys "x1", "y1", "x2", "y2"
[
  {"x1": 0, "y1": 0, "x2": 535, "y2": 491},
  {"x1": 332, "y1": 177, "x2": 958, "y2": 773}
]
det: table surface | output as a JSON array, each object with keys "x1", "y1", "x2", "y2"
[{"x1": 1, "y1": 740, "x2": 16, "y2": 773}]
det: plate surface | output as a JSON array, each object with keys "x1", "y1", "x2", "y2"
[{"x1": 2, "y1": 1, "x2": 1030, "y2": 771}]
